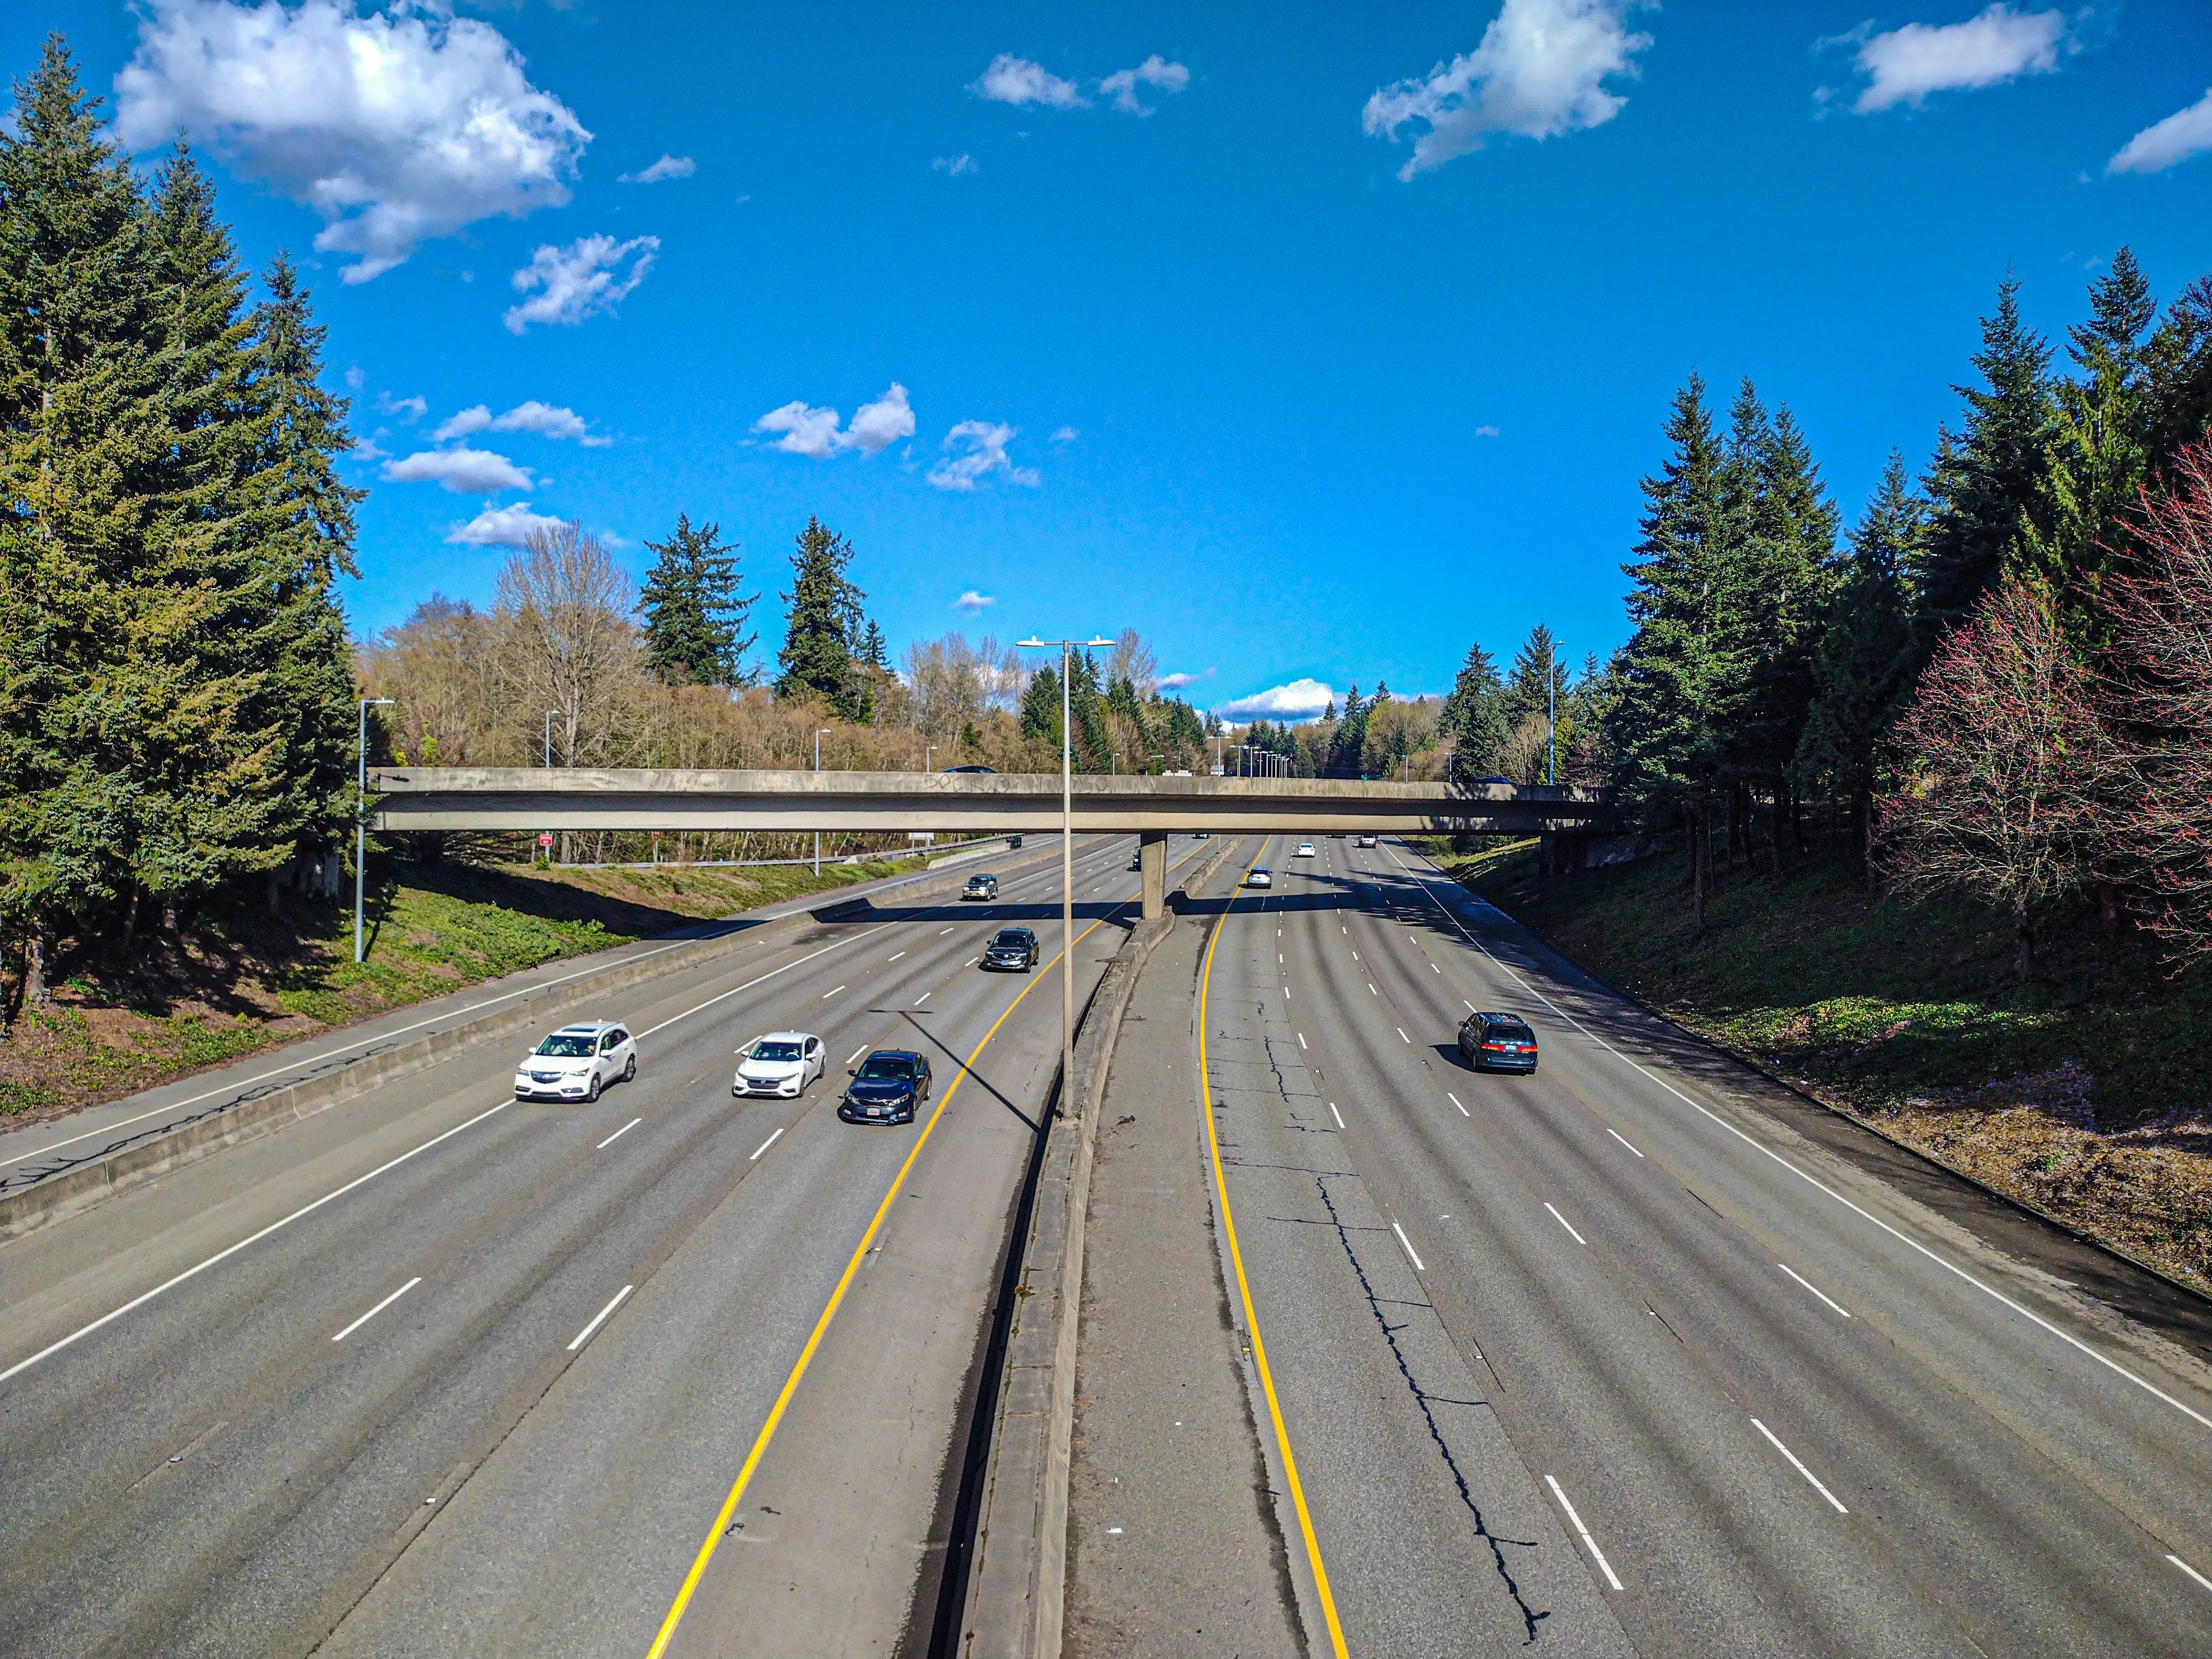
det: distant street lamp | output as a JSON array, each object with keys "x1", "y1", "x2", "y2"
[
  {"x1": 814, "y1": 728, "x2": 833, "y2": 875},
  {"x1": 925, "y1": 743, "x2": 935, "y2": 773},
  {"x1": 357, "y1": 697, "x2": 394, "y2": 964},
  {"x1": 1019, "y1": 633, "x2": 1115, "y2": 1124}
]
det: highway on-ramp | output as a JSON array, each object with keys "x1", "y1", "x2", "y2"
[
  {"x1": 1194, "y1": 834, "x2": 2212, "y2": 1657},
  {"x1": 0, "y1": 833, "x2": 1211, "y2": 1659}
]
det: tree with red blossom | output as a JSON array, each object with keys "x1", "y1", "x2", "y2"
[
  {"x1": 1877, "y1": 573, "x2": 2104, "y2": 978},
  {"x1": 2102, "y1": 442, "x2": 2212, "y2": 957}
]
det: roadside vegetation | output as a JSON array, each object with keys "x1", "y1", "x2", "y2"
[{"x1": 1424, "y1": 836, "x2": 2212, "y2": 1288}]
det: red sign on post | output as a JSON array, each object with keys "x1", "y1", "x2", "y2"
[{"x1": 539, "y1": 833, "x2": 554, "y2": 848}]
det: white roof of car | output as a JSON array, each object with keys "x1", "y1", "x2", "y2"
[
  {"x1": 754, "y1": 1030, "x2": 814, "y2": 1044},
  {"x1": 554, "y1": 1021, "x2": 619, "y2": 1036}
]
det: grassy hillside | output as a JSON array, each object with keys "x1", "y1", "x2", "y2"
[
  {"x1": 0, "y1": 853, "x2": 921, "y2": 1129},
  {"x1": 1418, "y1": 837, "x2": 2212, "y2": 1288}
]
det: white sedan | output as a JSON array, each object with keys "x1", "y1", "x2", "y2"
[
  {"x1": 734, "y1": 1031, "x2": 827, "y2": 1098},
  {"x1": 1294, "y1": 841, "x2": 1317, "y2": 858}
]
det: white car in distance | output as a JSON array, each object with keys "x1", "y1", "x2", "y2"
[
  {"x1": 1294, "y1": 841, "x2": 1317, "y2": 858},
  {"x1": 516, "y1": 1022, "x2": 635, "y2": 1102},
  {"x1": 734, "y1": 1031, "x2": 826, "y2": 1098},
  {"x1": 1246, "y1": 867, "x2": 1274, "y2": 889}
]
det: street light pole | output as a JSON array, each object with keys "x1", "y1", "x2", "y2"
[
  {"x1": 1547, "y1": 642, "x2": 1557, "y2": 786},
  {"x1": 814, "y1": 728, "x2": 833, "y2": 874},
  {"x1": 1019, "y1": 633, "x2": 1113, "y2": 1130},
  {"x1": 357, "y1": 696, "x2": 394, "y2": 964}
]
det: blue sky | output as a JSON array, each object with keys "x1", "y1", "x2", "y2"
[{"x1": 14, "y1": 2, "x2": 2212, "y2": 719}]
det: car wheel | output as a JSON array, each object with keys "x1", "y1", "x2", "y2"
[
  {"x1": 587, "y1": 1072, "x2": 602, "y2": 1102},
  {"x1": 622, "y1": 1055, "x2": 636, "y2": 1083}
]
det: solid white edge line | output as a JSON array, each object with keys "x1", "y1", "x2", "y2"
[
  {"x1": 1606, "y1": 1125, "x2": 1645, "y2": 1159},
  {"x1": 1329, "y1": 1103, "x2": 1345, "y2": 1129},
  {"x1": 1545, "y1": 1474, "x2": 1624, "y2": 1592},
  {"x1": 2, "y1": 922, "x2": 911, "y2": 1386},
  {"x1": 1392, "y1": 1220, "x2": 1426, "y2": 1272},
  {"x1": 1, "y1": 1095, "x2": 516, "y2": 1385},
  {"x1": 566, "y1": 1284, "x2": 634, "y2": 1352},
  {"x1": 1448, "y1": 1092, "x2": 1470, "y2": 1117},
  {"x1": 1375, "y1": 840, "x2": 2212, "y2": 1435},
  {"x1": 1750, "y1": 1417, "x2": 1849, "y2": 1513},
  {"x1": 596, "y1": 1117, "x2": 643, "y2": 1150},
  {"x1": 2168, "y1": 1553, "x2": 2212, "y2": 1593},
  {"x1": 331, "y1": 1276, "x2": 421, "y2": 1343},
  {"x1": 1545, "y1": 1202, "x2": 1588, "y2": 1246},
  {"x1": 749, "y1": 1125, "x2": 785, "y2": 1162},
  {"x1": 1778, "y1": 1261, "x2": 1854, "y2": 1318}
]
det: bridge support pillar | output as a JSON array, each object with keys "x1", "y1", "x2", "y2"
[{"x1": 1139, "y1": 831, "x2": 1170, "y2": 920}]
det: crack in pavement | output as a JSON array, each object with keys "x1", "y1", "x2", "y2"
[{"x1": 1311, "y1": 1175, "x2": 1551, "y2": 1645}]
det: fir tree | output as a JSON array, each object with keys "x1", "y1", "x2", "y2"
[
  {"x1": 1912, "y1": 276, "x2": 2056, "y2": 663},
  {"x1": 1020, "y1": 661, "x2": 1063, "y2": 746},
  {"x1": 1328, "y1": 685, "x2": 1366, "y2": 776},
  {"x1": 1439, "y1": 641, "x2": 1507, "y2": 785},
  {"x1": 1501, "y1": 625, "x2": 1567, "y2": 732},
  {"x1": 639, "y1": 513, "x2": 754, "y2": 687},
  {"x1": 1798, "y1": 453, "x2": 1918, "y2": 878},
  {"x1": 774, "y1": 517, "x2": 867, "y2": 718},
  {"x1": 2143, "y1": 274, "x2": 2212, "y2": 481}
]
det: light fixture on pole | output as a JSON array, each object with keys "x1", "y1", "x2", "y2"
[
  {"x1": 814, "y1": 729, "x2": 833, "y2": 875},
  {"x1": 1018, "y1": 634, "x2": 1114, "y2": 1129},
  {"x1": 1547, "y1": 639, "x2": 1558, "y2": 786},
  {"x1": 357, "y1": 697, "x2": 394, "y2": 964}
]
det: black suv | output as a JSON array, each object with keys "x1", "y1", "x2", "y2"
[
  {"x1": 1459, "y1": 1012, "x2": 1539, "y2": 1073},
  {"x1": 840, "y1": 1051, "x2": 932, "y2": 1123},
  {"x1": 982, "y1": 927, "x2": 1040, "y2": 971}
]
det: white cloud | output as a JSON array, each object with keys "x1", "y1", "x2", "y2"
[
  {"x1": 1364, "y1": 0, "x2": 1652, "y2": 181},
  {"x1": 1050, "y1": 425, "x2": 1079, "y2": 443},
  {"x1": 1476, "y1": 424, "x2": 1501, "y2": 437},
  {"x1": 928, "y1": 421, "x2": 1040, "y2": 491},
  {"x1": 432, "y1": 404, "x2": 492, "y2": 442},
  {"x1": 503, "y1": 234, "x2": 659, "y2": 333},
  {"x1": 344, "y1": 364, "x2": 364, "y2": 390},
  {"x1": 953, "y1": 591, "x2": 995, "y2": 612},
  {"x1": 2109, "y1": 87, "x2": 2212, "y2": 174},
  {"x1": 114, "y1": 0, "x2": 588, "y2": 284},
  {"x1": 932, "y1": 153, "x2": 977, "y2": 175},
  {"x1": 378, "y1": 391, "x2": 427, "y2": 422},
  {"x1": 620, "y1": 153, "x2": 695, "y2": 184},
  {"x1": 446, "y1": 501, "x2": 567, "y2": 547},
  {"x1": 971, "y1": 54, "x2": 1086, "y2": 109},
  {"x1": 1098, "y1": 55, "x2": 1190, "y2": 116},
  {"x1": 754, "y1": 384, "x2": 914, "y2": 458},
  {"x1": 1215, "y1": 679, "x2": 1337, "y2": 722},
  {"x1": 1159, "y1": 670, "x2": 1208, "y2": 690},
  {"x1": 348, "y1": 435, "x2": 389, "y2": 461},
  {"x1": 1839, "y1": 5, "x2": 2069, "y2": 114},
  {"x1": 382, "y1": 446, "x2": 534, "y2": 493}
]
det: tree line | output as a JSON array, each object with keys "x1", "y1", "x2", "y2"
[{"x1": 1571, "y1": 252, "x2": 2212, "y2": 967}]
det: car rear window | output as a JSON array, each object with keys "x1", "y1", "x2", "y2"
[
  {"x1": 535, "y1": 1034, "x2": 595, "y2": 1057},
  {"x1": 753, "y1": 1041, "x2": 801, "y2": 1062},
  {"x1": 1489, "y1": 1020, "x2": 1533, "y2": 1040},
  {"x1": 858, "y1": 1055, "x2": 915, "y2": 1080}
]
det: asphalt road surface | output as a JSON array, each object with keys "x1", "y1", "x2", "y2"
[
  {"x1": 1197, "y1": 834, "x2": 2212, "y2": 1658},
  {"x1": 0, "y1": 833, "x2": 1208, "y2": 1659}
]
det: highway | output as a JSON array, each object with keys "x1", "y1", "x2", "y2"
[
  {"x1": 1196, "y1": 834, "x2": 2212, "y2": 1657},
  {"x1": 0, "y1": 832, "x2": 1207, "y2": 1659}
]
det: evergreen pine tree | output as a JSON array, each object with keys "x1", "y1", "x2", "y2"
[
  {"x1": 2143, "y1": 274, "x2": 2212, "y2": 481},
  {"x1": 1798, "y1": 453, "x2": 1918, "y2": 877},
  {"x1": 1912, "y1": 276, "x2": 2056, "y2": 663},
  {"x1": 1019, "y1": 662, "x2": 1062, "y2": 745},
  {"x1": 774, "y1": 517, "x2": 867, "y2": 718},
  {"x1": 639, "y1": 513, "x2": 754, "y2": 687},
  {"x1": 1502, "y1": 625, "x2": 1566, "y2": 731},
  {"x1": 1439, "y1": 641, "x2": 1507, "y2": 785},
  {"x1": 1328, "y1": 685, "x2": 1366, "y2": 776}
]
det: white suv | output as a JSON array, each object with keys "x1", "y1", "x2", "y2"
[{"x1": 516, "y1": 1022, "x2": 636, "y2": 1102}]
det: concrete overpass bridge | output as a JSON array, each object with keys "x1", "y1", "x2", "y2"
[{"x1": 369, "y1": 767, "x2": 1616, "y2": 918}]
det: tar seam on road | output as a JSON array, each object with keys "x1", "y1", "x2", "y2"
[
  {"x1": 1545, "y1": 1475, "x2": 1623, "y2": 1593},
  {"x1": 644, "y1": 910, "x2": 1120, "y2": 1659},
  {"x1": 1199, "y1": 848, "x2": 1352, "y2": 1658},
  {"x1": 597, "y1": 1118, "x2": 643, "y2": 1150},
  {"x1": 331, "y1": 1277, "x2": 421, "y2": 1343},
  {"x1": 1750, "y1": 1417, "x2": 1848, "y2": 1513},
  {"x1": 567, "y1": 1284, "x2": 634, "y2": 1352},
  {"x1": 1374, "y1": 839, "x2": 2212, "y2": 1437},
  {"x1": 0, "y1": 924, "x2": 893, "y2": 1387}
]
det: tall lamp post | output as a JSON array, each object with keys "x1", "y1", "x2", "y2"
[
  {"x1": 1547, "y1": 642, "x2": 1558, "y2": 787},
  {"x1": 357, "y1": 697, "x2": 394, "y2": 964},
  {"x1": 1018, "y1": 634, "x2": 1114, "y2": 1124},
  {"x1": 813, "y1": 728, "x2": 833, "y2": 875}
]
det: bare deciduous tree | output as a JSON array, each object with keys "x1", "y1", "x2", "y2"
[
  {"x1": 2104, "y1": 441, "x2": 2212, "y2": 955},
  {"x1": 494, "y1": 523, "x2": 649, "y2": 769},
  {"x1": 1877, "y1": 573, "x2": 2104, "y2": 977}
]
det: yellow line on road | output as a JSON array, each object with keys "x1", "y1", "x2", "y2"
[
  {"x1": 1197, "y1": 838, "x2": 1351, "y2": 1657},
  {"x1": 644, "y1": 911, "x2": 1117, "y2": 1659}
]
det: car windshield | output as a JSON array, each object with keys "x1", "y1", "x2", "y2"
[
  {"x1": 968, "y1": 875, "x2": 992, "y2": 885},
  {"x1": 534, "y1": 1034, "x2": 596, "y2": 1058},
  {"x1": 991, "y1": 931, "x2": 1026, "y2": 947},
  {"x1": 752, "y1": 1041, "x2": 802, "y2": 1062},
  {"x1": 857, "y1": 1056, "x2": 915, "y2": 1081}
]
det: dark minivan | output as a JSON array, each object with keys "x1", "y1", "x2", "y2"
[{"x1": 1459, "y1": 1012, "x2": 1539, "y2": 1073}]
